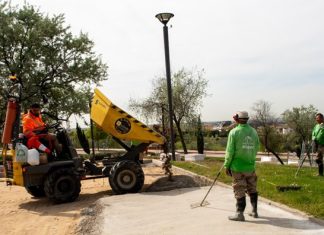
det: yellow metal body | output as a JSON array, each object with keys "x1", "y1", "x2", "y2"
[
  {"x1": 91, "y1": 88, "x2": 165, "y2": 145},
  {"x1": 1, "y1": 147, "x2": 24, "y2": 186},
  {"x1": 12, "y1": 149, "x2": 24, "y2": 186}
]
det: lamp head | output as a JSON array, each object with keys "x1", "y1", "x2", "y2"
[{"x1": 155, "y1": 13, "x2": 174, "y2": 25}]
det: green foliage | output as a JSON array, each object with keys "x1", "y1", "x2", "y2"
[
  {"x1": 282, "y1": 105, "x2": 317, "y2": 142},
  {"x1": 173, "y1": 159, "x2": 324, "y2": 219},
  {"x1": 175, "y1": 136, "x2": 227, "y2": 151},
  {"x1": 0, "y1": 2, "x2": 108, "y2": 123},
  {"x1": 84, "y1": 125, "x2": 108, "y2": 151},
  {"x1": 197, "y1": 115, "x2": 204, "y2": 154},
  {"x1": 257, "y1": 126, "x2": 285, "y2": 152}
]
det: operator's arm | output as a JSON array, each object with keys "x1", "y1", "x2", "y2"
[
  {"x1": 224, "y1": 131, "x2": 235, "y2": 169},
  {"x1": 255, "y1": 130, "x2": 260, "y2": 157},
  {"x1": 22, "y1": 117, "x2": 46, "y2": 138},
  {"x1": 312, "y1": 126, "x2": 317, "y2": 141}
]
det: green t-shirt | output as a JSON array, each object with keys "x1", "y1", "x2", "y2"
[
  {"x1": 312, "y1": 123, "x2": 324, "y2": 145},
  {"x1": 224, "y1": 124, "x2": 259, "y2": 172}
]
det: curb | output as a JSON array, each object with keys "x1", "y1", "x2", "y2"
[{"x1": 152, "y1": 159, "x2": 324, "y2": 226}]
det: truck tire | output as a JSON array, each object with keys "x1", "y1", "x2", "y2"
[
  {"x1": 109, "y1": 160, "x2": 144, "y2": 194},
  {"x1": 26, "y1": 185, "x2": 46, "y2": 198},
  {"x1": 44, "y1": 168, "x2": 81, "y2": 203}
]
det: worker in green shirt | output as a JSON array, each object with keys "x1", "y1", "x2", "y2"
[
  {"x1": 224, "y1": 111, "x2": 260, "y2": 222},
  {"x1": 312, "y1": 113, "x2": 324, "y2": 176}
]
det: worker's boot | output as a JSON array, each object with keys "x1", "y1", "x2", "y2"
[
  {"x1": 228, "y1": 197, "x2": 246, "y2": 221},
  {"x1": 318, "y1": 163, "x2": 323, "y2": 176},
  {"x1": 248, "y1": 192, "x2": 258, "y2": 218}
]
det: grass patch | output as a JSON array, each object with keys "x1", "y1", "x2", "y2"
[{"x1": 173, "y1": 158, "x2": 324, "y2": 219}]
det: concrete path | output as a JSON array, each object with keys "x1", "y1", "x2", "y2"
[{"x1": 91, "y1": 185, "x2": 324, "y2": 235}]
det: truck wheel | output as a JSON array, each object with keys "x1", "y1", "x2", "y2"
[
  {"x1": 44, "y1": 168, "x2": 81, "y2": 203},
  {"x1": 109, "y1": 160, "x2": 144, "y2": 194},
  {"x1": 26, "y1": 186, "x2": 46, "y2": 198}
]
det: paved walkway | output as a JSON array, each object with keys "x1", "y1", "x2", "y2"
[{"x1": 89, "y1": 185, "x2": 324, "y2": 235}]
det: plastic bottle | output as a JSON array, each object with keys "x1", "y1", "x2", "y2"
[
  {"x1": 15, "y1": 143, "x2": 28, "y2": 163},
  {"x1": 27, "y1": 149, "x2": 40, "y2": 166}
]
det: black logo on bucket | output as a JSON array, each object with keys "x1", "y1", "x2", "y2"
[{"x1": 115, "y1": 118, "x2": 131, "y2": 134}]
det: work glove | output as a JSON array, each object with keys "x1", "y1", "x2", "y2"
[{"x1": 225, "y1": 168, "x2": 232, "y2": 177}]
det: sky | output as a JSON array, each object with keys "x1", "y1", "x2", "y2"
[{"x1": 10, "y1": 0, "x2": 324, "y2": 122}]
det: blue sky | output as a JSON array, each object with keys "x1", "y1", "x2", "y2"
[{"x1": 11, "y1": 0, "x2": 324, "y2": 122}]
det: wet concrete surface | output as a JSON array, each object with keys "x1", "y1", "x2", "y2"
[{"x1": 82, "y1": 183, "x2": 324, "y2": 235}]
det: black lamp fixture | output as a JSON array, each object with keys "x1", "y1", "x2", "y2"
[
  {"x1": 155, "y1": 13, "x2": 174, "y2": 25},
  {"x1": 155, "y1": 12, "x2": 176, "y2": 161}
]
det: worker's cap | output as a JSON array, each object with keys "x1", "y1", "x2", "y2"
[
  {"x1": 236, "y1": 111, "x2": 249, "y2": 119},
  {"x1": 316, "y1": 113, "x2": 323, "y2": 118}
]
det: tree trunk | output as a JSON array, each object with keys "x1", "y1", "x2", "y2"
[
  {"x1": 264, "y1": 134, "x2": 284, "y2": 165},
  {"x1": 174, "y1": 120, "x2": 188, "y2": 154},
  {"x1": 266, "y1": 145, "x2": 284, "y2": 165}
]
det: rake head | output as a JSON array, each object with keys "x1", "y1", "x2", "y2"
[
  {"x1": 190, "y1": 200, "x2": 210, "y2": 209},
  {"x1": 276, "y1": 185, "x2": 302, "y2": 192}
]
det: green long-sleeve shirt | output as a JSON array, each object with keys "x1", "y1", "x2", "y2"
[
  {"x1": 224, "y1": 124, "x2": 259, "y2": 172},
  {"x1": 312, "y1": 123, "x2": 324, "y2": 145}
]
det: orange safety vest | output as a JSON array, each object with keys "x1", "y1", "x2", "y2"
[{"x1": 22, "y1": 112, "x2": 46, "y2": 138}]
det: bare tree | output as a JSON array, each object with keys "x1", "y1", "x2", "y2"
[
  {"x1": 251, "y1": 100, "x2": 284, "y2": 165},
  {"x1": 129, "y1": 68, "x2": 208, "y2": 154}
]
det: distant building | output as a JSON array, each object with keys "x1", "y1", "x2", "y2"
[
  {"x1": 274, "y1": 123, "x2": 292, "y2": 135},
  {"x1": 203, "y1": 121, "x2": 234, "y2": 137}
]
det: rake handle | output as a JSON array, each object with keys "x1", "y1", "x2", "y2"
[{"x1": 200, "y1": 165, "x2": 224, "y2": 206}]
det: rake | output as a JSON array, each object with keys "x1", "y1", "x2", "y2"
[
  {"x1": 261, "y1": 179, "x2": 302, "y2": 192},
  {"x1": 191, "y1": 165, "x2": 224, "y2": 209}
]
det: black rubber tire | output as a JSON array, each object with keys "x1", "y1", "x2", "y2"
[
  {"x1": 109, "y1": 160, "x2": 144, "y2": 194},
  {"x1": 26, "y1": 185, "x2": 46, "y2": 198},
  {"x1": 44, "y1": 168, "x2": 81, "y2": 203}
]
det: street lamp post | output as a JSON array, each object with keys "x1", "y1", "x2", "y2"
[{"x1": 155, "y1": 13, "x2": 176, "y2": 161}]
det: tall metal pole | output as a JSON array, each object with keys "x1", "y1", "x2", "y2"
[{"x1": 162, "y1": 25, "x2": 176, "y2": 161}]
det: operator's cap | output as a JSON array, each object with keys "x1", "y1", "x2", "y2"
[{"x1": 236, "y1": 111, "x2": 249, "y2": 119}]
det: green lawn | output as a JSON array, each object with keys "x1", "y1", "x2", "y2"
[{"x1": 173, "y1": 157, "x2": 324, "y2": 219}]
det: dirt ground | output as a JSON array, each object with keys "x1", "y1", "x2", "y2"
[{"x1": 0, "y1": 163, "x2": 168, "y2": 235}]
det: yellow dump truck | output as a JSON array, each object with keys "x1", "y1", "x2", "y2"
[{"x1": 1, "y1": 79, "x2": 165, "y2": 203}]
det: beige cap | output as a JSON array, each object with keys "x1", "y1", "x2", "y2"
[{"x1": 237, "y1": 111, "x2": 249, "y2": 119}]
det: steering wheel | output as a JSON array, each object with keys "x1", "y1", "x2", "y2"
[{"x1": 46, "y1": 122, "x2": 62, "y2": 131}]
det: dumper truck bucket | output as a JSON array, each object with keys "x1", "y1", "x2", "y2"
[{"x1": 91, "y1": 88, "x2": 165, "y2": 145}]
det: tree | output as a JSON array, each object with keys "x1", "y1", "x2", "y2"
[
  {"x1": 85, "y1": 125, "x2": 108, "y2": 151},
  {"x1": 129, "y1": 68, "x2": 208, "y2": 154},
  {"x1": 251, "y1": 100, "x2": 284, "y2": 165},
  {"x1": 197, "y1": 115, "x2": 204, "y2": 154},
  {"x1": 282, "y1": 105, "x2": 317, "y2": 156},
  {"x1": 0, "y1": 2, "x2": 108, "y2": 124}
]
